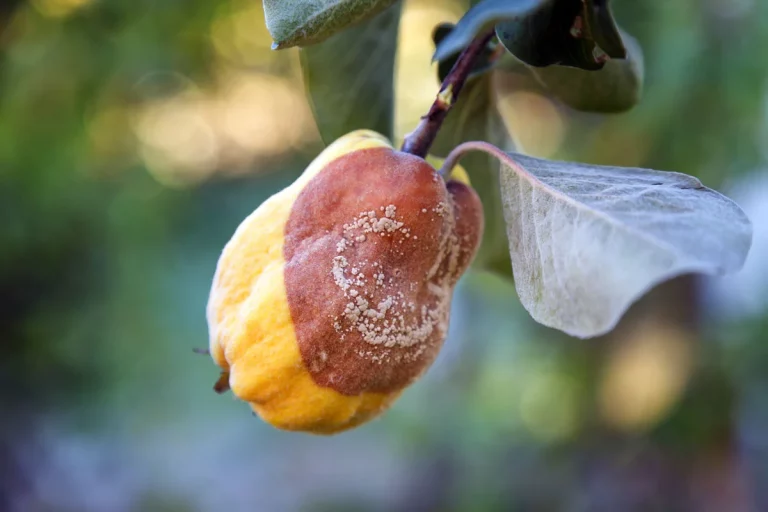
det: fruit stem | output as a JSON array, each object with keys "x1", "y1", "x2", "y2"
[
  {"x1": 401, "y1": 28, "x2": 497, "y2": 158},
  {"x1": 213, "y1": 372, "x2": 230, "y2": 394}
]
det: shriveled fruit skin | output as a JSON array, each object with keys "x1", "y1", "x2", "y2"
[{"x1": 207, "y1": 130, "x2": 483, "y2": 434}]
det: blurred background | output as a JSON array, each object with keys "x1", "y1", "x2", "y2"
[{"x1": 2, "y1": 0, "x2": 768, "y2": 510}]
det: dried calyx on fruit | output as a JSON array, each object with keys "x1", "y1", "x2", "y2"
[{"x1": 206, "y1": 130, "x2": 484, "y2": 434}]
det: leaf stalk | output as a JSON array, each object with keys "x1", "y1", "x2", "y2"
[
  {"x1": 400, "y1": 28, "x2": 496, "y2": 158},
  {"x1": 439, "y1": 140, "x2": 507, "y2": 178}
]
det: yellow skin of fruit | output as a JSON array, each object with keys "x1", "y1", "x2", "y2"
[{"x1": 207, "y1": 130, "x2": 475, "y2": 434}]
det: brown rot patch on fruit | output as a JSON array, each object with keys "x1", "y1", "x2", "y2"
[{"x1": 283, "y1": 147, "x2": 483, "y2": 396}]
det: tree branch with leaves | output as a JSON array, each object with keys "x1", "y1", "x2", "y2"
[
  {"x1": 260, "y1": 0, "x2": 751, "y2": 339},
  {"x1": 204, "y1": 0, "x2": 754, "y2": 433}
]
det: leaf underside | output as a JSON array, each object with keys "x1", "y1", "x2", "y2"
[{"x1": 491, "y1": 152, "x2": 752, "y2": 338}]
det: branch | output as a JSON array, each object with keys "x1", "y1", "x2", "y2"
[{"x1": 401, "y1": 28, "x2": 497, "y2": 158}]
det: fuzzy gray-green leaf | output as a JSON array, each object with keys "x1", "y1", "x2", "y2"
[
  {"x1": 264, "y1": 0, "x2": 398, "y2": 49},
  {"x1": 486, "y1": 152, "x2": 752, "y2": 338}
]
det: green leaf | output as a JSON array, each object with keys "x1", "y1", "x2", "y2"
[
  {"x1": 432, "y1": 0, "x2": 543, "y2": 63},
  {"x1": 431, "y1": 74, "x2": 513, "y2": 273},
  {"x1": 264, "y1": 0, "x2": 398, "y2": 49},
  {"x1": 528, "y1": 29, "x2": 643, "y2": 113},
  {"x1": 447, "y1": 144, "x2": 752, "y2": 338},
  {"x1": 496, "y1": 0, "x2": 626, "y2": 70},
  {"x1": 300, "y1": 2, "x2": 400, "y2": 145}
]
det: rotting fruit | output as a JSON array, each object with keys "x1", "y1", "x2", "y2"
[{"x1": 206, "y1": 130, "x2": 484, "y2": 434}]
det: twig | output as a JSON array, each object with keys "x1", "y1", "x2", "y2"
[{"x1": 401, "y1": 28, "x2": 497, "y2": 158}]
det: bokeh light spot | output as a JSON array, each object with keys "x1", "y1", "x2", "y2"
[
  {"x1": 31, "y1": 0, "x2": 92, "y2": 18},
  {"x1": 210, "y1": 1, "x2": 275, "y2": 67},
  {"x1": 498, "y1": 91, "x2": 566, "y2": 157},
  {"x1": 520, "y1": 370, "x2": 582, "y2": 443},
  {"x1": 135, "y1": 96, "x2": 220, "y2": 188},
  {"x1": 599, "y1": 321, "x2": 693, "y2": 432}
]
